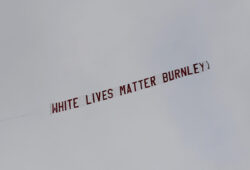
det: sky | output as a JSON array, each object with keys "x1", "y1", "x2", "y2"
[{"x1": 0, "y1": 0, "x2": 250, "y2": 169}]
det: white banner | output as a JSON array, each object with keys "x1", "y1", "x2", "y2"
[{"x1": 50, "y1": 61, "x2": 210, "y2": 114}]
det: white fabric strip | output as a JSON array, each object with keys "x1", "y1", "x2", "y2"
[{"x1": 50, "y1": 61, "x2": 210, "y2": 114}]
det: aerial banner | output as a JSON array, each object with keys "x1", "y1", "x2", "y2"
[{"x1": 50, "y1": 61, "x2": 210, "y2": 114}]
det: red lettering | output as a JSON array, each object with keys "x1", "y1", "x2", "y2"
[
  {"x1": 162, "y1": 73, "x2": 168, "y2": 83},
  {"x1": 127, "y1": 84, "x2": 132, "y2": 94},
  {"x1": 73, "y1": 97, "x2": 79, "y2": 108},
  {"x1": 138, "y1": 80, "x2": 143, "y2": 89},
  {"x1": 86, "y1": 95, "x2": 91, "y2": 105},
  {"x1": 96, "y1": 92, "x2": 101, "y2": 101},
  {"x1": 52, "y1": 103, "x2": 58, "y2": 113},
  {"x1": 132, "y1": 81, "x2": 137, "y2": 92},
  {"x1": 102, "y1": 90, "x2": 107, "y2": 101},
  {"x1": 58, "y1": 101, "x2": 64, "y2": 112},
  {"x1": 108, "y1": 89, "x2": 113, "y2": 99},
  {"x1": 174, "y1": 69, "x2": 180, "y2": 79},
  {"x1": 199, "y1": 63, "x2": 204, "y2": 72},
  {"x1": 67, "y1": 99, "x2": 72, "y2": 109},
  {"x1": 193, "y1": 63, "x2": 199, "y2": 74},
  {"x1": 168, "y1": 71, "x2": 174, "y2": 81},
  {"x1": 120, "y1": 85, "x2": 126, "y2": 96},
  {"x1": 187, "y1": 66, "x2": 193, "y2": 75},
  {"x1": 150, "y1": 76, "x2": 156, "y2": 86},
  {"x1": 144, "y1": 78, "x2": 150, "y2": 88},
  {"x1": 181, "y1": 67, "x2": 187, "y2": 77}
]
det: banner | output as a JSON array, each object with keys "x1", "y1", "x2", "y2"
[{"x1": 50, "y1": 61, "x2": 210, "y2": 114}]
